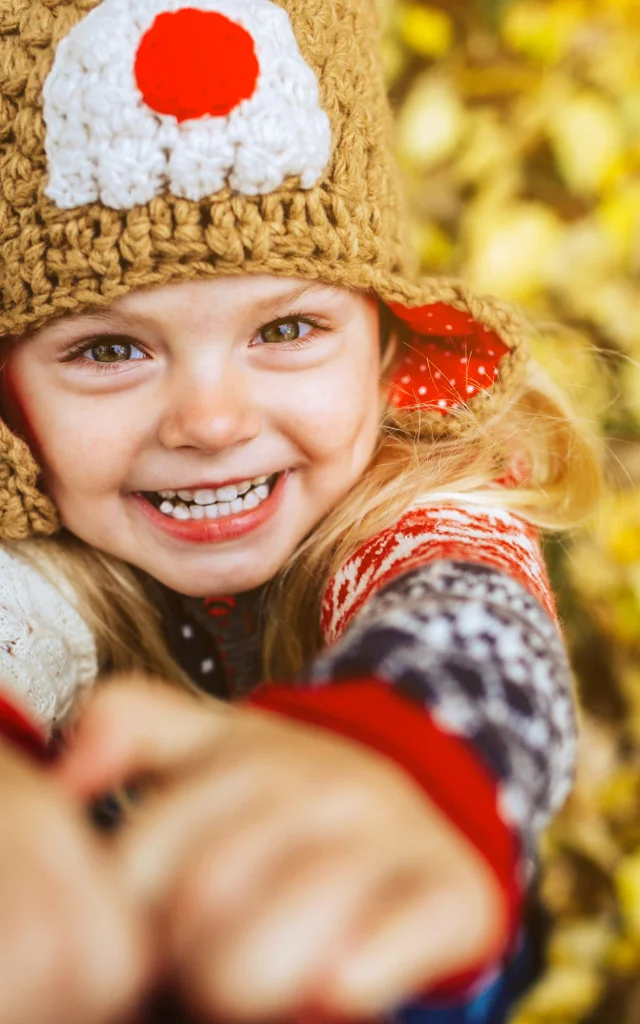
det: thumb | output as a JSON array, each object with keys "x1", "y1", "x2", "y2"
[{"x1": 54, "y1": 675, "x2": 232, "y2": 798}]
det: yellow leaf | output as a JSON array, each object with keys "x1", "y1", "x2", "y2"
[
  {"x1": 598, "y1": 181, "x2": 640, "y2": 266},
  {"x1": 397, "y1": 3, "x2": 453, "y2": 58},
  {"x1": 455, "y1": 109, "x2": 514, "y2": 185},
  {"x1": 607, "y1": 935, "x2": 640, "y2": 975},
  {"x1": 501, "y1": 0, "x2": 584, "y2": 65},
  {"x1": 396, "y1": 75, "x2": 467, "y2": 170},
  {"x1": 464, "y1": 200, "x2": 562, "y2": 302},
  {"x1": 456, "y1": 63, "x2": 542, "y2": 99},
  {"x1": 585, "y1": 280, "x2": 640, "y2": 352},
  {"x1": 548, "y1": 220, "x2": 622, "y2": 314},
  {"x1": 515, "y1": 964, "x2": 603, "y2": 1018},
  {"x1": 616, "y1": 853, "x2": 640, "y2": 939},
  {"x1": 411, "y1": 220, "x2": 455, "y2": 269},
  {"x1": 588, "y1": 36, "x2": 640, "y2": 97},
  {"x1": 598, "y1": 766, "x2": 640, "y2": 820},
  {"x1": 547, "y1": 91, "x2": 626, "y2": 197},
  {"x1": 528, "y1": 326, "x2": 609, "y2": 420},
  {"x1": 548, "y1": 918, "x2": 615, "y2": 969}
]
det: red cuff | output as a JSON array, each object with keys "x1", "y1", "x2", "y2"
[
  {"x1": 0, "y1": 694, "x2": 51, "y2": 765},
  {"x1": 246, "y1": 679, "x2": 521, "y2": 992}
]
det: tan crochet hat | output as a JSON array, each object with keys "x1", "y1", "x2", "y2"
[{"x1": 0, "y1": 0, "x2": 525, "y2": 541}]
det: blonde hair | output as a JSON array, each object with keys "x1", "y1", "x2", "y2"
[{"x1": 7, "y1": 336, "x2": 602, "y2": 687}]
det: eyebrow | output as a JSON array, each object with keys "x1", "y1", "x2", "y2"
[
  {"x1": 40, "y1": 308, "x2": 152, "y2": 340},
  {"x1": 38, "y1": 281, "x2": 347, "y2": 341},
  {"x1": 243, "y1": 281, "x2": 344, "y2": 318}
]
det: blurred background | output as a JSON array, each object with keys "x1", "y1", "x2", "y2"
[{"x1": 378, "y1": 1, "x2": 640, "y2": 1019}]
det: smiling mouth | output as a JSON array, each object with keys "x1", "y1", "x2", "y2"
[{"x1": 141, "y1": 473, "x2": 280, "y2": 521}]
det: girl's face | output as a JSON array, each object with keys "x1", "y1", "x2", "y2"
[{"x1": 2, "y1": 276, "x2": 382, "y2": 596}]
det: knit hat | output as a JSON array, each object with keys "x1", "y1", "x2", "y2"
[{"x1": 0, "y1": 0, "x2": 526, "y2": 541}]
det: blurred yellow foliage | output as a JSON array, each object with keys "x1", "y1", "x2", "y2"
[
  {"x1": 385, "y1": 0, "x2": 640, "y2": 1018},
  {"x1": 397, "y1": 74, "x2": 468, "y2": 169},
  {"x1": 514, "y1": 964, "x2": 603, "y2": 1020},
  {"x1": 465, "y1": 200, "x2": 563, "y2": 301},
  {"x1": 501, "y1": 0, "x2": 583, "y2": 64},
  {"x1": 547, "y1": 91, "x2": 625, "y2": 196},
  {"x1": 598, "y1": 181, "x2": 640, "y2": 265},
  {"x1": 616, "y1": 854, "x2": 640, "y2": 939},
  {"x1": 396, "y1": 2, "x2": 453, "y2": 57},
  {"x1": 409, "y1": 219, "x2": 456, "y2": 268}
]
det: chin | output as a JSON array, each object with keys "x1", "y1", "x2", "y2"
[{"x1": 147, "y1": 558, "x2": 284, "y2": 598}]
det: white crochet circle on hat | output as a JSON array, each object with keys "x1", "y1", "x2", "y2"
[{"x1": 43, "y1": 0, "x2": 332, "y2": 210}]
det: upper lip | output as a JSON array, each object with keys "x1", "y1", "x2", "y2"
[{"x1": 135, "y1": 471, "x2": 282, "y2": 493}]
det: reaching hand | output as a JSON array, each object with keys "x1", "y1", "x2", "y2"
[
  {"x1": 0, "y1": 734, "x2": 153, "y2": 1024},
  {"x1": 58, "y1": 677, "x2": 507, "y2": 1022}
]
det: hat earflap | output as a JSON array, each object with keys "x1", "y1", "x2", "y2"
[
  {"x1": 0, "y1": 421, "x2": 59, "y2": 541},
  {"x1": 386, "y1": 301, "x2": 515, "y2": 419}
]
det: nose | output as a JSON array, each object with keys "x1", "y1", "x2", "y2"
[
  {"x1": 157, "y1": 365, "x2": 262, "y2": 453},
  {"x1": 135, "y1": 9, "x2": 260, "y2": 123}
]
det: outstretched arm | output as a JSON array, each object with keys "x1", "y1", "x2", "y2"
[{"x1": 249, "y1": 503, "x2": 574, "y2": 998}]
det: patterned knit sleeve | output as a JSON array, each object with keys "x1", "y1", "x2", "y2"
[
  {"x1": 308, "y1": 556, "x2": 574, "y2": 859},
  {"x1": 248, "y1": 502, "x2": 576, "y2": 959}
]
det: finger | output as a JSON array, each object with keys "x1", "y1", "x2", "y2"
[
  {"x1": 55, "y1": 676, "x2": 231, "y2": 797},
  {"x1": 117, "y1": 762, "x2": 275, "y2": 904},
  {"x1": 169, "y1": 802, "x2": 309, "y2": 927},
  {"x1": 168, "y1": 780, "x2": 373, "y2": 925},
  {"x1": 120, "y1": 761, "x2": 383, "y2": 912},
  {"x1": 324, "y1": 869, "x2": 506, "y2": 1017},
  {"x1": 0, "y1": 803, "x2": 156, "y2": 1024},
  {"x1": 173, "y1": 844, "x2": 395, "y2": 1022}
]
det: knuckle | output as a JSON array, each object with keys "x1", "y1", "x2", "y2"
[
  {"x1": 170, "y1": 853, "x2": 218, "y2": 938},
  {"x1": 181, "y1": 954, "x2": 244, "y2": 1022},
  {"x1": 6, "y1": 892, "x2": 84, "y2": 1014},
  {"x1": 320, "y1": 776, "x2": 377, "y2": 817},
  {"x1": 455, "y1": 866, "x2": 507, "y2": 958},
  {"x1": 0, "y1": 801, "x2": 146, "y2": 1021},
  {"x1": 75, "y1": 902, "x2": 148, "y2": 1018},
  {"x1": 25, "y1": 915, "x2": 67, "y2": 993},
  {"x1": 203, "y1": 964, "x2": 278, "y2": 1022},
  {"x1": 179, "y1": 934, "x2": 288, "y2": 1022}
]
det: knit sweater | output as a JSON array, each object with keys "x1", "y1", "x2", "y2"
[{"x1": 0, "y1": 499, "x2": 574, "y2": 1008}]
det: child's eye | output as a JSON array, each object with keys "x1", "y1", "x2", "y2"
[
  {"x1": 255, "y1": 317, "x2": 321, "y2": 347},
  {"x1": 85, "y1": 338, "x2": 146, "y2": 363},
  {"x1": 63, "y1": 336, "x2": 148, "y2": 369}
]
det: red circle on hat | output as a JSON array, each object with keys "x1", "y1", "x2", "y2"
[{"x1": 135, "y1": 8, "x2": 260, "y2": 122}]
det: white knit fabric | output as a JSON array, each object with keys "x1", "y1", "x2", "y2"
[
  {"x1": 43, "y1": 0, "x2": 332, "y2": 210},
  {"x1": 0, "y1": 547, "x2": 97, "y2": 733}
]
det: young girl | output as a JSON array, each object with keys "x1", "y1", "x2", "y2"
[{"x1": 0, "y1": 0, "x2": 599, "y2": 1022}]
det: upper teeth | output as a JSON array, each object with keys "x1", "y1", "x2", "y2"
[
  {"x1": 157, "y1": 476, "x2": 269, "y2": 505},
  {"x1": 194, "y1": 489, "x2": 217, "y2": 505},
  {"x1": 152, "y1": 474, "x2": 275, "y2": 520}
]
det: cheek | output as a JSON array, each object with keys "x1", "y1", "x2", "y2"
[
  {"x1": 45, "y1": 404, "x2": 139, "y2": 504},
  {"x1": 48, "y1": 421, "x2": 122, "y2": 492},
  {"x1": 286, "y1": 358, "x2": 380, "y2": 465},
  {"x1": 1, "y1": 359, "x2": 132, "y2": 498}
]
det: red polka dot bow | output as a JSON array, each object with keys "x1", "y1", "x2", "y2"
[{"x1": 387, "y1": 301, "x2": 510, "y2": 414}]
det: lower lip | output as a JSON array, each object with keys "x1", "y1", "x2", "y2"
[{"x1": 130, "y1": 472, "x2": 290, "y2": 545}]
